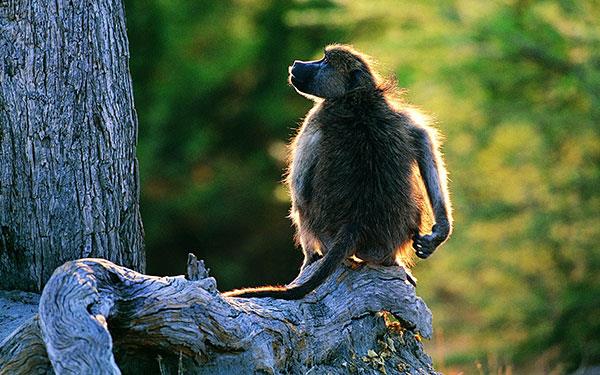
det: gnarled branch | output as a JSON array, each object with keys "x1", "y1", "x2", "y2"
[{"x1": 1, "y1": 255, "x2": 436, "y2": 374}]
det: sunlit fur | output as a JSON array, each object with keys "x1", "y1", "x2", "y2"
[{"x1": 224, "y1": 44, "x2": 452, "y2": 299}]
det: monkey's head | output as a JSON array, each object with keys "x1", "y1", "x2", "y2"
[{"x1": 288, "y1": 44, "x2": 379, "y2": 101}]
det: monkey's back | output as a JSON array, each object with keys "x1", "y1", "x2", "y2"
[{"x1": 302, "y1": 98, "x2": 423, "y2": 262}]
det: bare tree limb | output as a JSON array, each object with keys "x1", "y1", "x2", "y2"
[
  {"x1": 0, "y1": 316, "x2": 50, "y2": 374},
  {"x1": 1, "y1": 255, "x2": 437, "y2": 374}
]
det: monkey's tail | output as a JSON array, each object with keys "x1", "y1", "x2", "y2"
[{"x1": 223, "y1": 224, "x2": 358, "y2": 300}]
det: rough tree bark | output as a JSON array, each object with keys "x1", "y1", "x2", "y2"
[
  {"x1": 0, "y1": 255, "x2": 438, "y2": 374},
  {"x1": 0, "y1": 0, "x2": 144, "y2": 291}
]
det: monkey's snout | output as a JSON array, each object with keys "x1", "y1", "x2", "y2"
[
  {"x1": 291, "y1": 60, "x2": 302, "y2": 69},
  {"x1": 289, "y1": 60, "x2": 311, "y2": 83},
  {"x1": 288, "y1": 65, "x2": 297, "y2": 80},
  {"x1": 289, "y1": 59, "x2": 320, "y2": 95},
  {"x1": 289, "y1": 62, "x2": 301, "y2": 81}
]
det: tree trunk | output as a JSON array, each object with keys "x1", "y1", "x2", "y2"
[
  {"x1": 0, "y1": 255, "x2": 438, "y2": 374},
  {"x1": 0, "y1": 0, "x2": 144, "y2": 292}
]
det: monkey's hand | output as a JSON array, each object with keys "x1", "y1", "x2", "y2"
[{"x1": 412, "y1": 223, "x2": 450, "y2": 259}]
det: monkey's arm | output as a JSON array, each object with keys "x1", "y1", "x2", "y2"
[{"x1": 411, "y1": 126, "x2": 453, "y2": 258}]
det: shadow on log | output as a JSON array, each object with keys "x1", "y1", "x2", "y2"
[{"x1": 0, "y1": 254, "x2": 437, "y2": 374}]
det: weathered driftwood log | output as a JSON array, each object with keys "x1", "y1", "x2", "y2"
[{"x1": 0, "y1": 255, "x2": 437, "y2": 374}]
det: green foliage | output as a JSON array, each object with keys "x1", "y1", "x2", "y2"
[
  {"x1": 124, "y1": 0, "x2": 599, "y2": 373},
  {"x1": 125, "y1": 0, "x2": 345, "y2": 285}
]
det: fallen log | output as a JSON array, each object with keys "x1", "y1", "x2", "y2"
[{"x1": 0, "y1": 254, "x2": 437, "y2": 374}]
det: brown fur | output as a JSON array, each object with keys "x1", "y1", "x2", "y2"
[{"x1": 224, "y1": 45, "x2": 452, "y2": 299}]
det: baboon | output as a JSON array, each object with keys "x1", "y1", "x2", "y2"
[{"x1": 224, "y1": 44, "x2": 452, "y2": 300}]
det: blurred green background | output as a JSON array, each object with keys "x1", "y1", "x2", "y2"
[{"x1": 123, "y1": 0, "x2": 599, "y2": 373}]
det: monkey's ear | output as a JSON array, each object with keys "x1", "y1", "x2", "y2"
[{"x1": 349, "y1": 69, "x2": 366, "y2": 90}]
